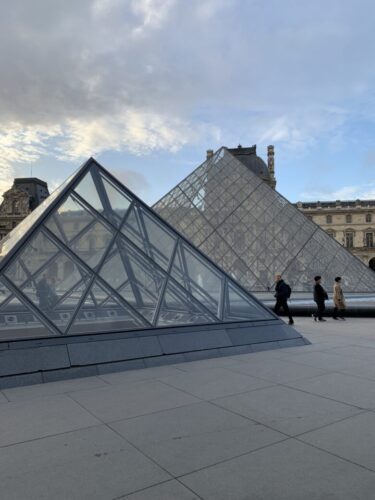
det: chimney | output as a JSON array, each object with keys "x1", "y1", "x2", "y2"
[
  {"x1": 206, "y1": 149, "x2": 214, "y2": 160},
  {"x1": 267, "y1": 145, "x2": 276, "y2": 190}
]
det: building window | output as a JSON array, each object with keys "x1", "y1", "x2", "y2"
[
  {"x1": 366, "y1": 213, "x2": 372, "y2": 223},
  {"x1": 326, "y1": 215, "x2": 332, "y2": 224},
  {"x1": 345, "y1": 232, "x2": 354, "y2": 248},
  {"x1": 346, "y1": 214, "x2": 352, "y2": 223},
  {"x1": 12, "y1": 201, "x2": 20, "y2": 215},
  {"x1": 307, "y1": 215, "x2": 313, "y2": 221},
  {"x1": 326, "y1": 230, "x2": 335, "y2": 238},
  {"x1": 366, "y1": 232, "x2": 374, "y2": 248}
]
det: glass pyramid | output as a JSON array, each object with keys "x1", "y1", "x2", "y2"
[
  {"x1": 0, "y1": 158, "x2": 275, "y2": 341},
  {"x1": 153, "y1": 148, "x2": 375, "y2": 293}
]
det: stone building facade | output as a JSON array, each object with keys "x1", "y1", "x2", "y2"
[
  {"x1": 0, "y1": 178, "x2": 49, "y2": 241},
  {"x1": 296, "y1": 200, "x2": 375, "y2": 270}
]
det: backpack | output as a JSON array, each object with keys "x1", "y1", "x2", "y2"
[{"x1": 285, "y1": 283, "x2": 292, "y2": 298}]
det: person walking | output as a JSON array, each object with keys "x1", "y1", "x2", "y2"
[
  {"x1": 274, "y1": 274, "x2": 294, "y2": 325},
  {"x1": 313, "y1": 275, "x2": 328, "y2": 322},
  {"x1": 333, "y1": 276, "x2": 346, "y2": 320}
]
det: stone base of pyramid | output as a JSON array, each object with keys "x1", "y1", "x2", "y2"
[{"x1": 0, "y1": 320, "x2": 308, "y2": 389}]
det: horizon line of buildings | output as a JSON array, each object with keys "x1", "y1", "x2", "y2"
[{"x1": 1, "y1": 147, "x2": 375, "y2": 269}]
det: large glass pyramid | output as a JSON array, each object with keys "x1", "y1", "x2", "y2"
[
  {"x1": 0, "y1": 158, "x2": 276, "y2": 341},
  {"x1": 153, "y1": 148, "x2": 375, "y2": 293}
]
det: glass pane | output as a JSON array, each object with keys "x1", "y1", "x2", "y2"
[
  {"x1": 45, "y1": 194, "x2": 95, "y2": 243},
  {"x1": 4, "y1": 230, "x2": 60, "y2": 287},
  {"x1": 171, "y1": 242, "x2": 222, "y2": 317},
  {"x1": 121, "y1": 205, "x2": 176, "y2": 270},
  {"x1": 0, "y1": 294, "x2": 54, "y2": 340},
  {"x1": 224, "y1": 282, "x2": 273, "y2": 321},
  {"x1": 74, "y1": 170, "x2": 104, "y2": 214},
  {"x1": 156, "y1": 280, "x2": 216, "y2": 327},
  {"x1": 68, "y1": 281, "x2": 147, "y2": 334},
  {"x1": 43, "y1": 280, "x2": 89, "y2": 332},
  {"x1": 100, "y1": 237, "x2": 166, "y2": 323},
  {"x1": 0, "y1": 278, "x2": 12, "y2": 306},
  {"x1": 100, "y1": 174, "x2": 132, "y2": 223},
  {"x1": 99, "y1": 248, "x2": 128, "y2": 290},
  {"x1": 69, "y1": 221, "x2": 114, "y2": 270},
  {"x1": 21, "y1": 252, "x2": 90, "y2": 332}
]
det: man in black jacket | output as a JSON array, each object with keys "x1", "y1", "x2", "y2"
[
  {"x1": 313, "y1": 275, "x2": 327, "y2": 322},
  {"x1": 274, "y1": 274, "x2": 294, "y2": 325}
]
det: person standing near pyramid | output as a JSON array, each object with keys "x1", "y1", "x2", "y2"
[
  {"x1": 273, "y1": 274, "x2": 294, "y2": 325},
  {"x1": 313, "y1": 275, "x2": 328, "y2": 322},
  {"x1": 333, "y1": 276, "x2": 346, "y2": 320}
]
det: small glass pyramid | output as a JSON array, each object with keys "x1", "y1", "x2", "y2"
[
  {"x1": 0, "y1": 158, "x2": 275, "y2": 341},
  {"x1": 154, "y1": 148, "x2": 375, "y2": 292}
]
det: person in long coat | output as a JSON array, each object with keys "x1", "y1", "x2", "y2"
[
  {"x1": 313, "y1": 275, "x2": 328, "y2": 321},
  {"x1": 333, "y1": 276, "x2": 346, "y2": 320}
]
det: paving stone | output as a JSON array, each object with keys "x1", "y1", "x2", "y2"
[
  {"x1": 228, "y1": 357, "x2": 330, "y2": 383},
  {"x1": 0, "y1": 425, "x2": 170, "y2": 500},
  {"x1": 283, "y1": 350, "x2": 370, "y2": 371},
  {"x1": 3, "y1": 376, "x2": 109, "y2": 401},
  {"x1": 111, "y1": 401, "x2": 285, "y2": 476},
  {"x1": 299, "y1": 411, "x2": 375, "y2": 471},
  {"x1": 159, "y1": 367, "x2": 272, "y2": 400},
  {"x1": 0, "y1": 395, "x2": 100, "y2": 447},
  {"x1": 124, "y1": 480, "x2": 200, "y2": 500},
  {"x1": 180, "y1": 438, "x2": 375, "y2": 500},
  {"x1": 214, "y1": 384, "x2": 361, "y2": 436},
  {"x1": 69, "y1": 379, "x2": 199, "y2": 422},
  {"x1": 286, "y1": 372, "x2": 375, "y2": 409},
  {"x1": 98, "y1": 365, "x2": 185, "y2": 385}
]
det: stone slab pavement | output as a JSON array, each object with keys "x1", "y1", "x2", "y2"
[{"x1": 2, "y1": 317, "x2": 375, "y2": 499}]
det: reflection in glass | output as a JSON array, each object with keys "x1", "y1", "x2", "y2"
[
  {"x1": 122, "y1": 205, "x2": 176, "y2": 271},
  {"x1": 156, "y1": 279, "x2": 216, "y2": 326},
  {"x1": 69, "y1": 280, "x2": 147, "y2": 334},
  {"x1": 171, "y1": 242, "x2": 222, "y2": 317},
  {"x1": 5, "y1": 230, "x2": 60, "y2": 288},
  {"x1": 100, "y1": 237, "x2": 166, "y2": 323},
  {"x1": 100, "y1": 174, "x2": 132, "y2": 224},
  {"x1": 21, "y1": 252, "x2": 91, "y2": 332},
  {"x1": 0, "y1": 294, "x2": 53, "y2": 340},
  {"x1": 225, "y1": 282, "x2": 273, "y2": 321},
  {"x1": 74, "y1": 170, "x2": 104, "y2": 214}
]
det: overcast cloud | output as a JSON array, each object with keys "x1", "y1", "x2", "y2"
[{"x1": 1, "y1": 0, "x2": 375, "y2": 198}]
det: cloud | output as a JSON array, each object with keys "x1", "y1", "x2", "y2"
[
  {"x1": 110, "y1": 168, "x2": 150, "y2": 197},
  {"x1": 300, "y1": 182, "x2": 375, "y2": 201},
  {"x1": 1, "y1": 0, "x2": 375, "y2": 194}
]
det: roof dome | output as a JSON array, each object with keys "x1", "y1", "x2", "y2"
[{"x1": 228, "y1": 145, "x2": 270, "y2": 181}]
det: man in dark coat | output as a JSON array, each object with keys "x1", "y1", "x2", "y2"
[
  {"x1": 274, "y1": 274, "x2": 294, "y2": 325},
  {"x1": 313, "y1": 275, "x2": 328, "y2": 322}
]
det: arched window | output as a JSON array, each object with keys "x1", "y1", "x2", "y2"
[
  {"x1": 326, "y1": 229, "x2": 335, "y2": 238},
  {"x1": 370, "y1": 257, "x2": 375, "y2": 271},
  {"x1": 366, "y1": 213, "x2": 372, "y2": 223},
  {"x1": 326, "y1": 215, "x2": 332, "y2": 224},
  {"x1": 346, "y1": 214, "x2": 352, "y2": 224}
]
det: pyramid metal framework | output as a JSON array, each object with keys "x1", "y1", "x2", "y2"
[
  {"x1": 153, "y1": 148, "x2": 375, "y2": 293},
  {"x1": 0, "y1": 158, "x2": 278, "y2": 342}
]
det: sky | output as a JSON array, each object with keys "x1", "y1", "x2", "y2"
[{"x1": 1, "y1": 0, "x2": 375, "y2": 205}]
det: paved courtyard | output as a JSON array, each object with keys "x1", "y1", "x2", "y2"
[{"x1": 2, "y1": 317, "x2": 375, "y2": 499}]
